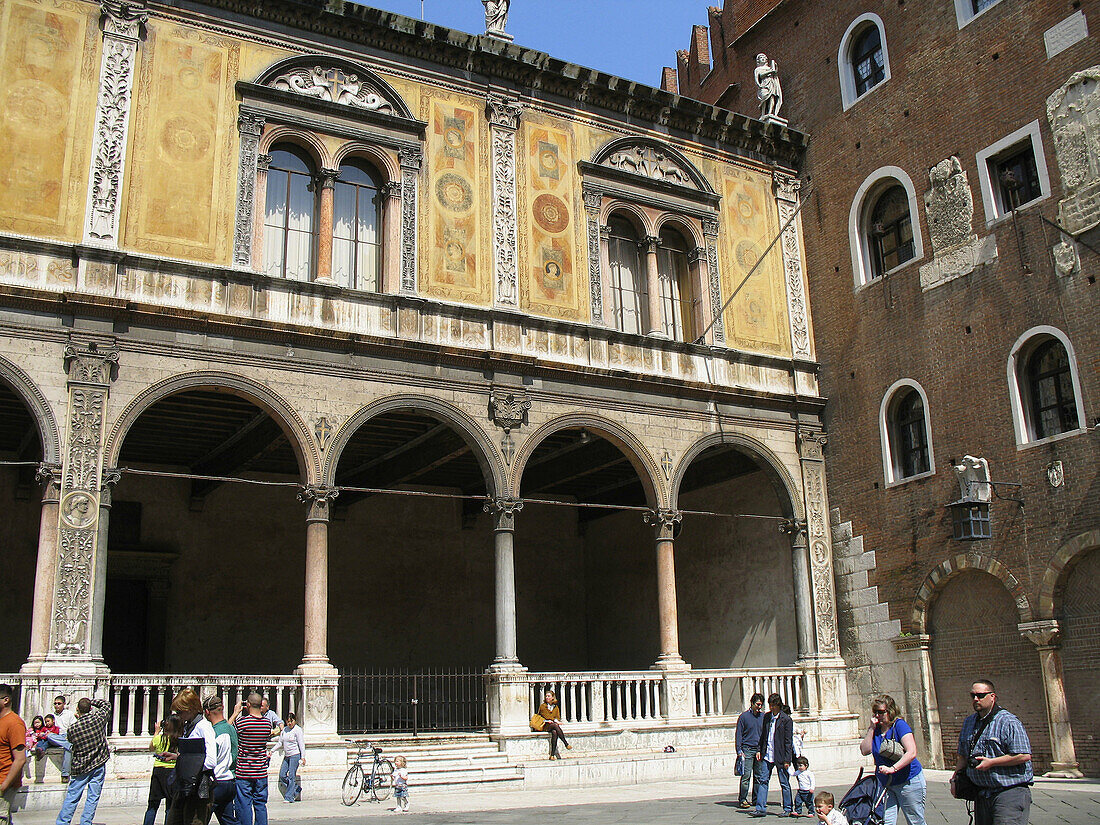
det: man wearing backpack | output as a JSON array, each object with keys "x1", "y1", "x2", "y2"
[{"x1": 951, "y1": 679, "x2": 1032, "y2": 825}]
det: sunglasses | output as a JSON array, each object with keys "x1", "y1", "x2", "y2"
[{"x1": 970, "y1": 691, "x2": 992, "y2": 699}]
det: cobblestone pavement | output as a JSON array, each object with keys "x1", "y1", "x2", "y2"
[{"x1": 16, "y1": 771, "x2": 1099, "y2": 824}]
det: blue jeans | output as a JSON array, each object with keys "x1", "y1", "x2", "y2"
[
  {"x1": 738, "y1": 746, "x2": 760, "y2": 805},
  {"x1": 211, "y1": 779, "x2": 238, "y2": 825},
  {"x1": 883, "y1": 770, "x2": 926, "y2": 825},
  {"x1": 754, "y1": 758, "x2": 793, "y2": 815},
  {"x1": 234, "y1": 777, "x2": 267, "y2": 825},
  {"x1": 795, "y1": 789, "x2": 815, "y2": 814},
  {"x1": 38, "y1": 734, "x2": 72, "y2": 777},
  {"x1": 279, "y1": 756, "x2": 300, "y2": 802},
  {"x1": 55, "y1": 765, "x2": 105, "y2": 825}
]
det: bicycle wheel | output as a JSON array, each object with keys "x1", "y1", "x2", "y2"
[
  {"x1": 371, "y1": 758, "x2": 394, "y2": 801},
  {"x1": 341, "y1": 764, "x2": 364, "y2": 806}
]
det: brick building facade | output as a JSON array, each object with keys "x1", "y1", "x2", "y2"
[{"x1": 665, "y1": 0, "x2": 1099, "y2": 774}]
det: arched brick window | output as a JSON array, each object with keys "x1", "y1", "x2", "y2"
[
  {"x1": 1008, "y1": 328, "x2": 1086, "y2": 445},
  {"x1": 838, "y1": 14, "x2": 891, "y2": 109},
  {"x1": 868, "y1": 185, "x2": 915, "y2": 279},
  {"x1": 880, "y1": 379, "x2": 935, "y2": 485}
]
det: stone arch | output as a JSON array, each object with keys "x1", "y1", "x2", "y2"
[
  {"x1": 602, "y1": 200, "x2": 654, "y2": 236},
  {"x1": 0, "y1": 355, "x2": 61, "y2": 465},
  {"x1": 592, "y1": 136, "x2": 714, "y2": 194},
  {"x1": 255, "y1": 56, "x2": 415, "y2": 120},
  {"x1": 510, "y1": 413, "x2": 662, "y2": 508},
  {"x1": 332, "y1": 142, "x2": 399, "y2": 182},
  {"x1": 670, "y1": 430, "x2": 801, "y2": 520},
  {"x1": 912, "y1": 552, "x2": 1034, "y2": 634},
  {"x1": 322, "y1": 394, "x2": 505, "y2": 497},
  {"x1": 105, "y1": 372, "x2": 320, "y2": 483},
  {"x1": 1039, "y1": 529, "x2": 1100, "y2": 619},
  {"x1": 260, "y1": 126, "x2": 331, "y2": 168},
  {"x1": 654, "y1": 213, "x2": 705, "y2": 248}
]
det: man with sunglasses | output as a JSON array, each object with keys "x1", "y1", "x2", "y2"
[{"x1": 951, "y1": 680, "x2": 1032, "y2": 825}]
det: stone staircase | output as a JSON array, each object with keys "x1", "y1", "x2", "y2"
[{"x1": 359, "y1": 733, "x2": 523, "y2": 792}]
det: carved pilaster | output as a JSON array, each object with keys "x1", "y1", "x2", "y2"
[
  {"x1": 298, "y1": 485, "x2": 340, "y2": 522},
  {"x1": 583, "y1": 188, "x2": 605, "y2": 323},
  {"x1": 233, "y1": 112, "x2": 266, "y2": 267},
  {"x1": 486, "y1": 96, "x2": 521, "y2": 308},
  {"x1": 800, "y1": 446, "x2": 840, "y2": 658},
  {"x1": 51, "y1": 343, "x2": 119, "y2": 661},
  {"x1": 774, "y1": 172, "x2": 811, "y2": 358},
  {"x1": 398, "y1": 146, "x2": 422, "y2": 294},
  {"x1": 83, "y1": 3, "x2": 146, "y2": 246},
  {"x1": 701, "y1": 218, "x2": 725, "y2": 344}
]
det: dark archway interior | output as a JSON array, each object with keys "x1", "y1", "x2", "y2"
[
  {"x1": 0, "y1": 380, "x2": 44, "y2": 670},
  {"x1": 110, "y1": 389, "x2": 304, "y2": 673}
]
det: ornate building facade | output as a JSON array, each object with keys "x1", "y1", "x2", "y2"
[
  {"x1": 1, "y1": 0, "x2": 857, "y2": 795},
  {"x1": 665, "y1": 0, "x2": 1099, "y2": 776}
]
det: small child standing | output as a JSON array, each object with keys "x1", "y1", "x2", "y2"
[
  {"x1": 814, "y1": 791, "x2": 849, "y2": 825},
  {"x1": 793, "y1": 756, "x2": 816, "y2": 815},
  {"x1": 393, "y1": 755, "x2": 409, "y2": 812}
]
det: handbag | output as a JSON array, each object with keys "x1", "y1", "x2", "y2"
[
  {"x1": 877, "y1": 722, "x2": 904, "y2": 764},
  {"x1": 530, "y1": 713, "x2": 546, "y2": 731}
]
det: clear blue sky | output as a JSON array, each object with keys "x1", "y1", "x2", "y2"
[{"x1": 352, "y1": 1, "x2": 711, "y2": 86}]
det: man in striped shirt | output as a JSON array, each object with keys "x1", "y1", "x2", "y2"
[{"x1": 232, "y1": 694, "x2": 274, "y2": 825}]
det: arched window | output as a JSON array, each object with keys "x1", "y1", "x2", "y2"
[
  {"x1": 656, "y1": 226, "x2": 696, "y2": 341},
  {"x1": 890, "y1": 389, "x2": 930, "y2": 479},
  {"x1": 1025, "y1": 339, "x2": 1078, "y2": 440},
  {"x1": 264, "y1": 145, "x2": 317, "y2": 281},
  {"x1": 607, "y1": 215, "x2": 648, "y2": 335},
  {"x1": 880, "y1": 380, "x2": 935, "y2": 484},
  {"x1": 333, "y1": 160, "x2": 382, "y2": 291},
  {"x1": 838, "y1": 15, "x2": 891, "y2": 109},
  {"x1": 851, "y1": 26, "x2": 885, "y2": 97},
  {"x1": 868, "y1": 185, "x2": 915, "y2": 279}
]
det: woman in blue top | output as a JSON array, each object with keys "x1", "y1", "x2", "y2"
[{"x1": 859, "y1": 694, "x2": 925, "y2": 825}]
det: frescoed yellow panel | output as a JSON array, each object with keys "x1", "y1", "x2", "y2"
[
  {"x1": 0, "y1": 0, "x2": 99, "y2": 240},
  {"x1": 519, "y1": 116, "x2": 584, "y2": 322},
  {"x1": 124, "y1": 24, "x2": 238, "y2": 262},
  {"x1": 720, "y1": 169, "x2": 792, "y2": 357},
  {"x1": 421, "y1": 91, "x2": 489, "y2": 305}
]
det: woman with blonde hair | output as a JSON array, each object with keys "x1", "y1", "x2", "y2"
[
  {"x1": 859, "y1": 694, "x2": 926, "y2": 825},
  {"x1": 530, "y1": 690, "x2": 571, "y2": 760},
  {"x1": 165, "y1": 688, "x2": 217, "y2": 825}
]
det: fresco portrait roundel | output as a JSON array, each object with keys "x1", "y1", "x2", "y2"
[
  {"x1": 435, "y1": 172, "x2": 474, "y2": 212},
  {"x1": 532, "y1": 193, "x2": 570, "y2": 234}
]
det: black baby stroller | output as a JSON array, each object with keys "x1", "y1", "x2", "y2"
[{"x1": 839, "y1": 768, "x2": 892, "y2": 825}]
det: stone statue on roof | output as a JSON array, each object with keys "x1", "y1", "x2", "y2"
[
  {"x1": 483, "y1": 0, "x2": 510, "y2": 37},
  {"x1": 755, "y1": 53, "x2": 785, "y2": 124}
]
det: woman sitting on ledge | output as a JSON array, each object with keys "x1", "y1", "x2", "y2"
[{"x1": 531, "y1": 690, "x2": 571, "y2": 760}]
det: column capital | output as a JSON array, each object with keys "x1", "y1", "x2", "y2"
[
  {"x1": 100, "y1": 467, "x2": 122, "y2": 492},
  {"x1": 891, "y1": 633, "x2": 933, "y2": 653},
  {"x1": 701, "y1": 217, "x2": 720, "y2": 239},
  {"x1": 316, "y1": 168, "x2": 339, "y2": 189},
  {"x1": 100, "y1": 0, "x2": 147, "y2": 40},
  {"x1": 582, "y1": 188, "x2": 603, "y2": 213},
  {"x1": 398, "y1": 146, "x2": 423, "y2": 171},
  {"x1": 64, "y1": 343, "x2": 119, "y2": 385},
  {"x1": 237, "y1": 111, "x2": 266, "y2": 139},
  {"x1": 256, "y1": 152, "x2": 272, "y2": 173},
  {"x1": 643, "y1": 235, "x2": 661, "y2": 253},
  {"x1": 298, "y1": 485, "x2": 340, "y2": 521},
  {"x1": 486, "y1": 94, "x2": 522, "y2": 130},
  {"x1": 382, "y1": 180, "x2": 403, "y2": 201},
  {"x1": 36, "y1": 462, "x2": 63, "y2": 491},
  {"x1": 484, "y1": 497, "x2": 523, "y2": 529},
  {"x1": 798, "y1": 429, "x2": 828, "y2": 461},
  {"x1": 688, "y1": 246, "x2": 707, "y2": 266},
  {"x1": 644, "y1": 508, "x2": 682, "y2": 538},
  {"x1": 1019, "y1": 619, "x2": 1062, "y2": 649},
  {"x1": 773, "y1": 171, "x2": 801, "y2": 203},
  {"x1": 779, "y1": 518, "x2": 808, "y2": 542}
]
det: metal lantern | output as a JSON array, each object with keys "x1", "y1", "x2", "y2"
[{"x1": 949, "y1": 499, "x2": 992, "y2": 541}]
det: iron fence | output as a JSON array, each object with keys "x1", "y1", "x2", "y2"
[{"x1": 338, "y1": 668, "x2": 487, "y2": 735}]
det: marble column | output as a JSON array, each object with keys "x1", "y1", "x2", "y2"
[
  {"x1": 688, "y1": 246, "x2": 710, "y2": 343},
  {"x1": 1019, "y1": 620, "x2": 1083, "y2": 777},
  {"x1": 251, "y1": 152, "x2": 272, "y2": 274},
  {"x1": 382, "y1": 181, "x2": 403, "y2": 293},
  {"x1": 88, "y1": 468, "x2": 121, "y2": 661},
  {"x1": 643, "y1": 237, "x2": 664, "y2": 337},
  {"x1": 315, "y1": 168, "x2": 338, "y2": 284},
  {"x1": 645, "y1": 508, "x2": 686, "y2": 669},
  {"x1": 24, "y1": 464, "x2": 62, "y2": 668},
  {"x1": 297, "y1": 486, "x2": 339, "y2": 674},
  {"x1": 47, "y1": 342, "x2": 118, "y2": 671},
  {"x1": 485, "y1": 497, "x2": 524, "y2": 670},
  {"x1": 599, "y1": 225, "x2": 614, "y2": 326},
  {"x1": 783, "y1": 520, "x2": 815, "y2": 662}
]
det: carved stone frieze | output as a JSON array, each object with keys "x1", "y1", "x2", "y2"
[
  {"x1": 52, "y1": 345, "x2": 118, "y2": 658},
  {"x1": 269, "y1": 65, "x2": 397, "y2": 113},
  {"x1": 84, "y1": 19, "x2": 141, "y2": 246},
  {"x1": 487, "y1": 98, "x2": 521, "y2": 307},
  {"x1": 602, "y1": 143, "x2": 696, "y2": 188},
  {"x1": 233, "y1": 112, "x2": 266, "y2": 267},
  {"x1": 398, "y1": 147, "x2": 422, "y2": 293},
  {"x1": 774, "y1": 173, "x2": 810, "y2": 358},
  {"x1": 1047, "y1": 66, "x2": 1100, "y2": 233}
]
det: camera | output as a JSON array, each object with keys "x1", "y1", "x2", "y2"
[{"x1": 968, "y1": 756, "x2": 982, "y2": 768}]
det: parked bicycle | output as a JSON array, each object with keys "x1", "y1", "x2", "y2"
[{"x1": 341, "y1": 739, "x2": 394, "y2": 805}]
